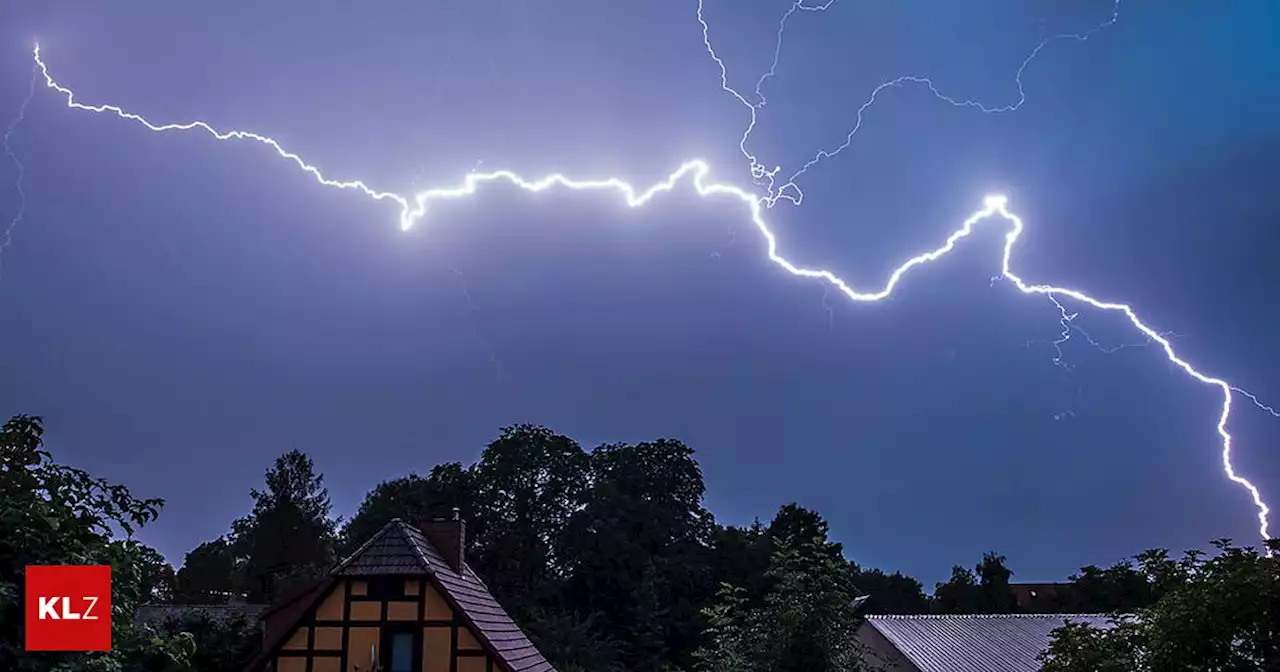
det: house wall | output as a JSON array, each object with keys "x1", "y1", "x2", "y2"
[
  {"x1": 855, "y1": 622, "x2": 921, "y2": 672},
  {"x1": 269, "y1": 577, "x2": 493, "y2": 672}
]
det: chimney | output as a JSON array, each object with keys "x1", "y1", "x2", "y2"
[{"x1": 420, "y1": 507, "x2": 467, "y2": 572}]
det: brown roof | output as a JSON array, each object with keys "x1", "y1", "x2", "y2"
[
  {"x1": 244, "y1": 519, "x2": 554, "y2": 672},
  {"x1": 242, "y1": 578, "x2": 333, "y2": 672},
  {"x1": 336, "y1": 519, "x2": 555, "y2": 672}
]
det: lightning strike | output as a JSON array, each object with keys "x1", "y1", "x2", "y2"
[
  {"x1": 23, "y1": 27, "x2": 1276, "y2": 546},
  {"x1": 1, "y1": 64, "x2": 38, "y2": 267},
  {"x1": 755, "y1": 0, "x2": 839, "y2": 112},
  {"x1": 698, "y1": 0, "x2": 1122, "y2": 205},
  {"x1": 1040, "y1": 294, "x2": 1178, "y2": 370}
]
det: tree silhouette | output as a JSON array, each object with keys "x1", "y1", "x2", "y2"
[
  {"x1": 233, "y1": 449, "x2": 339, "y2": 603},
  {"x1": 0, "y1": 415, "x2": 193, "y2": 671},
  {"x1": 1042, "y1": 538, "x2": 1280, "y2": 671}
]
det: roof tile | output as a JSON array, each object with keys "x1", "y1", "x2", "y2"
[{"x1": 334, "y1": 519, "x2": 555, "y2": 672}]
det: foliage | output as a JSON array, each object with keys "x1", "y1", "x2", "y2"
[
  {"x1": 342, "y1": 463, "x2": 476, "y2": 556},
  {"x1": 692, "y1": 583, "x2": 756, "y2": 672},
  {"x1": 848, "y1": 565, "x2": 928, "y2": 615},
  {"x1": 1063, "y1": 560, "x2": 1155, "y2": 613},
  {"x1": 172, "y1": 539, "x2": 239, "y2": 605},
  {"x1": 230, "y1": 449, "x2": 339, "y2": 603},
  {"x1": 693, "y1": 507, "x2": 870, "y2": 672},
  {"x1": 932, "y1": 552, "x2": 1016, "y2": 614},
  {"x1": 154, "y1": 611, "x2": 261, "y2": 672},
  {"x1": 974, "y1": 552, "x2": 1017, "y2": 613},
  {"x1": 932, "y1": 565, "x2": 983, "y2": 614},
  {"x1": 0, "y1": 415, "x2": 192, "y2": 671},
  {"x1": 1041, "y1": 538, "x2": 1280, "y2": 671},
  {"x1": 469, "y1": 424, "x2": 591, "y2": 606},
  {"x1": 518, "y1": 606, "x2": 627, "y2": 672},
  {"x1": 1039, "y1": 618, "x2": 1142, "y2": 672},
  {"x1": 707, "y1": 524, "x2": 774, "y2": 608},
  {"x1": 758, "y1": 535, "x2": 867, "y2": 671},
  {"x1": 28, "y1": 402, "x2": 1280, "y2": 672},
  {"x1": 134, "y1": 545, "x2": 176, "y2": 604},
  {"x1": 146, "y1": 420, "x2": 1271, "y2": 671},
  {"x1": 560, "y1": 439, "x2": 715, "y2": 671}
]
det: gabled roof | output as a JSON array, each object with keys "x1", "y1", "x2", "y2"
[
  {"x1": 242, "y1": 578, "x2": 334, "y2": 672},
  {"x1": 246, "y1": 519, "x2": 554, "y2": 672},
  {"x1": 337, "y1": 519, "x2": 555, "y2": 672},
  {"x1": 864, "y1": 613, "x2": 1122, "y2": 672}
]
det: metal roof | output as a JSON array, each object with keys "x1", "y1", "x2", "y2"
[{"x1": 865, "y1": 613, "x2": 1121, "y2": 672}]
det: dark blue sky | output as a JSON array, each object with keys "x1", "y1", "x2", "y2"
[{"x1": 1, "y1": 1, "x2": 1278, "y2": 587}]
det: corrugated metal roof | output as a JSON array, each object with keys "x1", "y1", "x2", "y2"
[
  {"x1": 866, "y1": 613, "x2": 1120, "y2": 672},
  {"x1": 334, "y1": 519, "x2": 556, "y2": 672}
]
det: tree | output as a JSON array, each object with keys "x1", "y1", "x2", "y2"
[
  {"x1": 1040, "y1": 619, "x2": 1142, "y2": 672},
  {"x1": 931, "y1": 552, "x2": 1016, "y2": 614},
  {"x1": 693, "y1": 533, "x2": 870, "y2": 672},
  {"x1": 932, "y1": 565, "x2": 982, "y2": 614},
  {"x1": 470, "y1": 425, "x2": 591, "y2": 609},
  {"x1": 693, "y1": 583, "x2": 756, "y2": 672},
  {"x1": 232, "y1": 450, "x2": 339, "y2": 603},
  {"x1": 1041, "y1": 538, "x2": 1280, "y2": 671},
  {"x1": 974, "y1": 552, "x2": 1017, "y2": 613},
  {"x1": 1064, "y1": 561, "x2": 1155, "y2": 613},
  {"x1": 152, "y1": 611, "x2": 261, "y2": 672},
  {"x1": 759, "y1": 536, "x2": 867, "y2": 671},
  {"x1": 341, "y1": 463, "x2": 476, "y2": 556},
  {"x1": 173, "y1": 539, "x2": 240, "y2": 604},
  {"x1": 560, "y1": 440, "x2": 714, "y2": 671},
  {"x1": 518, "y1": 606, "x2": 627, "y2": 672},
  {"x1": 0, "y1": 415, "x2": 193, "y2": 671},
  {"x1": 849, "y1": 564, "x2": 928, "y2": 614},
  {"x1": 707, "y1": 523, "x2": 774, "y2": 609},
  {"x1": 135, "y1": 544, "x2": 177, "y2": 604},
  {"x1": 693, "y1": 505, "x2": 873, "y2": 672},
  {"x1": 767, "y1": 504, "x2": 839, "y2": 556}
]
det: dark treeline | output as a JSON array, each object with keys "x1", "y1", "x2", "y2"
[
  {"x1": 5, "y1": 415, "x2": 1278, "y2": 672},
  {"x1": 120, "y1": 424, "x2": 1202, "y2": 669}
]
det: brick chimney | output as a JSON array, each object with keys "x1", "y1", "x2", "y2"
[{"x1": 420, "y1": 507, "x2": 467, "y2": 572}]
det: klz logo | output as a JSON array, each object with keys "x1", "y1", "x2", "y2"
[
  {"x1": 25, "y1": 565, "x2": 112, "y2": 651},
  {"x1": 38, "y1": 596, "x2": 101, "y2": 620}
]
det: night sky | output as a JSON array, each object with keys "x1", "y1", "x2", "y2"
[{"x1": 1, "y1": 1, "x2": 1278, "y2": 588}]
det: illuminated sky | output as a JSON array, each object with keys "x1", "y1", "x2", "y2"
[{"x1": 1, "y1": 1, "x2": 1278, "y2": 585}]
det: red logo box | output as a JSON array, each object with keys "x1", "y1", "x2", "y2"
[{"x1": 24, "y1": 565, "x2": 113, "y2": 652}]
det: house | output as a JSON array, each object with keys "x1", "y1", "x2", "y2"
[
  {"x1": 856, "y1": 613, "x2": 1118, "y2": 671},
  {"x1": 242, "y1": 514, "x2": 555, "y2": 672}
]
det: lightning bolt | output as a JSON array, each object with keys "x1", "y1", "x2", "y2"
[
  {"x1": 1, "y1": 64, "x2": 38, "y2": 269},
  {"x1": 695, "y1": 0, "x2": 839, "y2": 193},
  {"x1": 698, "y1": 0, "x2": 1122, "y2": 205},
  {"x1": 22, "y1": 19, "x2": 1276, "y2": 545},
  {"x1": 1037, "y1": 294, "x2": 1180, "y2": 370}
]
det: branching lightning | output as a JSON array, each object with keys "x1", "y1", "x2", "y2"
[
  {"x1": 1, "y1": 64, "x2": 38, "y2": 269},
  {"x1": 16, "y1": 0, "x2": 1276, "y2": 546},
  {"x1": 1037, "y1": 294, "x2": 1180, "y2": 370},
  {"x1": 698, "y1": 0, "x2": 1122, "y2": 206}
]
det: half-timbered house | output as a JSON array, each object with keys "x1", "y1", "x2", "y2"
[{"x1": 242, "y1": 515, "x2": 553, "y2": 672}]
